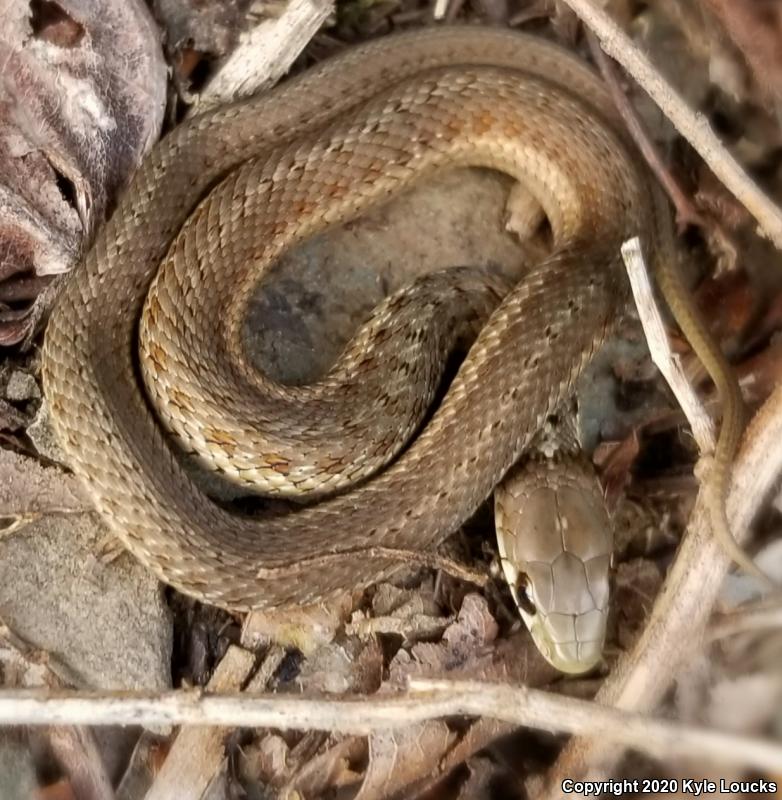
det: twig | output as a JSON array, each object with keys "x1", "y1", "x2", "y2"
[
  {"x1": 0, "y1": 680, "x2": 781, "y2": 772},
  {"x1": 432, "y1": 0, "x2": 450, "y2": 20},
  {"x1": 558, "y1": 0, "x2": 782, "y2": 249},
  {"x1": 707, "y1": 598, "x2": 782, "y2": 642},
  {"x1": 622, "y1": 237, "x2": 715, "y2": 451},
  {"x1": 199, "y1": 0, "x2": 334, "y2": 109}
]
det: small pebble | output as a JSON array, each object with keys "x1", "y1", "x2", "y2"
[{"x1": 6, "y1": 370, "x2": 40, "y2": 402}]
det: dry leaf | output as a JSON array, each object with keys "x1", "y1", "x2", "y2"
[
  {"x1": 593, "y1": 429, "x2": 641, "y2": 511},
  {"x1": 241, "y1": 593, "x2": 354, "y2": 656},
  {"x1": 283, "y1": 736, "x2": 366, "y2": 797},
  {"x1": 386, "y1": 594, "x2": 554, "y2": 688},
  {"x1": 356, "y1": 722, "x2": 456, "y2": 800},
  {"x1": 0, "y1": 0, "x2": 166, "y2": 342},
  {"x1": 612, "y1": 558, "x2": 664, "y2": 652}
]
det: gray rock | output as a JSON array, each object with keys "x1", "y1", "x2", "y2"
[
  {"x1": 0, "y1": 450, "x2": 172, "y2": 690},
  {"x1": 5, "y1": 370, "x2": 39, "y2": 402}
]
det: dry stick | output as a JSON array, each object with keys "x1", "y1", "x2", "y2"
[
  {"x1": 707, "y1": 598, "x2": 782, "y2": 642},
  {"x1": 0, "y1": 626, "x2": 114, "y2": 800},
  {"x1": 1, "y1": 680, "x2": 781, "y2": 772},
  {"x1": 537, "y1": 241, "x2": 782, "y2": 798},
  {"x1": 198, "y1": 0, "x2": 335, "y2": 109},
  {"x1": 558, "y1": 0, "x2": 782, "y2": 249},
  {"x1": 623, "y1": 238, "x2": 714, "y2": 451},
  {"x1": 432, "y1": 0, "x2": 450, "y2": 20}
]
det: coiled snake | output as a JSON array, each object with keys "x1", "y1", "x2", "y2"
[{"x1": 42, "y1": 26, "x2": 743, "y2": 674}]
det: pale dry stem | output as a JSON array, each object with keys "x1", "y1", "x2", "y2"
[{"x1": 1, "y1": 678, "x2": 781, "y2": 772}]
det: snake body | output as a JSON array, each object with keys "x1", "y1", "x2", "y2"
[{"x1": 43, "y1": 27, "x2": 709, "y2": 670}]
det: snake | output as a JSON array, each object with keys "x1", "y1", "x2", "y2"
[{"x1": 41, "y1": 25, "x2": 747, "y2": 675}]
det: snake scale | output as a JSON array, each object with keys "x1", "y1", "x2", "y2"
[{"x1": 42, "y1": 26, "x2": 747, "y2": 673}]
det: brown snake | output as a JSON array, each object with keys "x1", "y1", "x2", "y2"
[{"x1": 42, "y1": 26, "x2": 749, "y2": 671}]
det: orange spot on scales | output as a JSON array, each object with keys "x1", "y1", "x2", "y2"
[
  {"x1": 168, "y1": 388, "x2": 193, "y2": 412},
  {"x1": 201, "y1": 428, "x2": 238, "y2": 456},
  {"x1": 264, "y1": 453, "x2": 291, "y2": 474},
  {"x1": 471, "y1": 111, "x2": 496, "y2": 135},
  {"x1": 148, "y1": 343, "x2": 167, "y2": 370}
]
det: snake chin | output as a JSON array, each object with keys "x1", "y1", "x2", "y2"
[{"x1": 527, "y1": 612, "x2": 603, "y2": 676}]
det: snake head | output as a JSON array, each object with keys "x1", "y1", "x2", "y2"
[{"x1": 495, "y1": 458, "x2": 612, "y2": 675}]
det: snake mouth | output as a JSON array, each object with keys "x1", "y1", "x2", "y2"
[{"x1": 527, "y1": 614, "x2": 604, "y2": 675}]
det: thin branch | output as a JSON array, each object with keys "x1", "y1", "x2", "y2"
[
  {"x1": 558, "y1": 0, "x2": 782, "y2": 249},
  {"x1": 707, "y1": 598, "x2": 782, "y2": 642},
  {"x1": 0, "y1": 680, "x2": 780, "y2": 772},
  {"x1": 622, "y1": 237, "x2": 715, "y2": 451}
]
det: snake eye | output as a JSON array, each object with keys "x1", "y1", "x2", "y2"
[{"x1": 516, "y1": 573, "x2": 537, "y2": 616}]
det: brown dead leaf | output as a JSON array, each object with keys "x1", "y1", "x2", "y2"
[
  {"x1": 152, "y1": 0, "x2": 254, "y2": 90},
  {"x1": 388, "y1": 594, "x2": 556, "y2": 687},
  {"x1": 593, "y1": 429, "x2": 641, "y2": 512},
  {"x1": 441, "y1": 592, "x2": 499, "y2": 654},
  {"x1": 694, "y1": 166, "x2": 753, "y2": 235},
  {"x1": 0, "y1": 0, "x2": 167, "y2": 342},
  {"x1": 387, "y1": 593, "x2": 498, "y2": 684},
  {"x1": 239, "y1": 730, "x2": 364, "y2": 798},
  {"x1": 243, "y1": 734, "x2": 290, "y2": 787},
  {"x1": 241, "y1": 592, "x2": 354, "y2": 656},
  {"x1": 295, "y1": 636, "x2": 384, "y2": 694},
  {"x1": 694, "y1": 268, "x2": 757, "y2": 342},
  {"x1": 372, "y1": 581, "x2": 441, "y2": 618},
  {"x1": 356, "y1": 721, "x2": 456, "y2": 800},
  {"x1": 612, "y1": 497, "x2": 676, "y2": 560},
  {"x1": 611, "y1": 558, "x2": 665, "y2": 653},
  {"x1": 406, "y1": 717, "x2": 518, "y2": 799},
  {"x1": 347, "y1": 581, "x2": 452, "y2": 644},
  {"x1": 295, "y1": 748, "x2": 364, "y2": 796}
]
